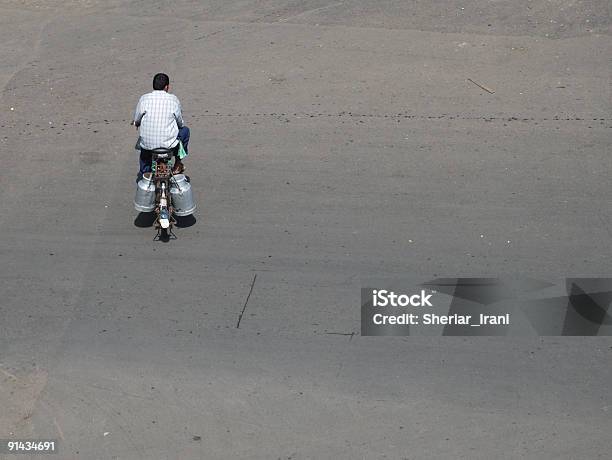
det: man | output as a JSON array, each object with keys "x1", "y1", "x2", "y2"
[{"x1": 133, "y1": 73, "x2": 190, "y2": 177}]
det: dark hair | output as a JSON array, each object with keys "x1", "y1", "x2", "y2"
[{"x1": 153, "y1": 73, "x2": 170, "y2": 90}]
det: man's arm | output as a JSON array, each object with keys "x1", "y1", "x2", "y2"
[
  {"x1": 173, "y1": 97, "x2": 184, "y2": 129},
  {"x1": 133, "y1": 97, "x2": 146, "y2": 127}
]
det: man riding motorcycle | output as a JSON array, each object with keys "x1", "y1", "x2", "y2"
[{"x1": 133, "y1": 73, "x2": 190, "y2": 178}]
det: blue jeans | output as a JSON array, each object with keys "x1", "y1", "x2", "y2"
[
  {"x1": 177, "y1": 126, "x2": 190, "y2": 154},
  {"x1": 139, "y1": 126, "x2": 190, "y2": 176}
]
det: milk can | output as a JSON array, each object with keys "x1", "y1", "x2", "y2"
[
  {"x1": 134, "y1": 172, "x2": 156, "y2": 212},
  {"x1": 170, "y1": 174, "x2": 196, "y2": 216}
]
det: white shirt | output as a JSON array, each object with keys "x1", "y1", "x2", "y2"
[{"x1": 133, "y1": 90, "x2": 184, "y2": 150}]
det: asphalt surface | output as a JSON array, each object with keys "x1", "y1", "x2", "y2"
[{"x1": 1, "y1": 1, "x2": 611, "y2": 459}]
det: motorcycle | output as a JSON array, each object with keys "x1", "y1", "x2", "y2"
[{"x1": 134, "y1": 148, "x2": 196, "y2": 240}]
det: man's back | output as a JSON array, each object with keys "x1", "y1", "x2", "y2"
[{"x1": 134, "y1": 90, "x2": 184, "y2": 150}]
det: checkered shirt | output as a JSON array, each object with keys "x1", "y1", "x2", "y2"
[{"x1": 133, "y1": 90, "x2": 184, "y2": 150}]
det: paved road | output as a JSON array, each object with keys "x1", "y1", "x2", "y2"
[{"x1": 1, "y1": 1, "x2": 611, "y2": 458}]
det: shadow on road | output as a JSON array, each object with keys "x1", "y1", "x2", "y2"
[
  {"x1": 134, "y1": 212, "x2": 196, "y2": 229},
  {"x1": 134, "y1": 212, "x2": 156, "y2": 227},
  {"x1": 175, "y1": 214, "x2": 197, "y2": 228}
]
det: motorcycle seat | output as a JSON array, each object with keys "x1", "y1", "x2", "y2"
[
  {"x1": 151, "y1": 147, "x2": 174, "y2": 154},
  {"x1": 151, "y1": 147, "x2": 174, "y2": 160}
]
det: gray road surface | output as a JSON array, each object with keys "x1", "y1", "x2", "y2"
[{"x1": 1, "y1": 1, "x2": 611, "y2": 459}]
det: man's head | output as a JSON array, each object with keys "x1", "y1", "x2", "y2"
[{"x1": 152, "y1": 73, "x2": 170, "y2": 91}]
